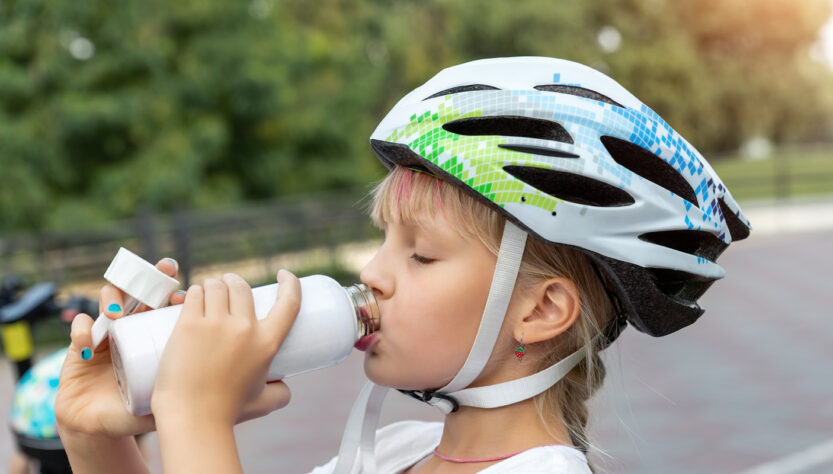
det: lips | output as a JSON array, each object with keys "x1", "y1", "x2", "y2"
[{"x1": 354, "y1": 333, "x2": 379, "y2": 352}]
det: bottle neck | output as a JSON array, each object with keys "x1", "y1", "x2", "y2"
[{"x1": 344, "y1": 284, "x2": 380, "y2": 340}]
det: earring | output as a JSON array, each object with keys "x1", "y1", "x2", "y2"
[{"x1": 514, "y1": 333, "x2": 525, "y2": 361}]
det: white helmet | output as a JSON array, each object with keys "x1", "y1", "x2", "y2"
[
  {"x1": 333, "y1": 57, "x2": 751, "y2": 473},
  {"x1": 370, "y1": 56, "x2": 751, "y2": 336}
]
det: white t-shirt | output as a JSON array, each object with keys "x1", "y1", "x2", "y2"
[{"x1": 310, "y1": 420, "x2": 592, "y2": 473}]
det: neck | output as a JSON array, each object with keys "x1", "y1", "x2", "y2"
[{"x1": 436, "y1": 398, "x2": 573, "y2": 463}]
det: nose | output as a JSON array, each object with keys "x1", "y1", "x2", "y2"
[{"x1": 360, "y1": 244, "x2": 393, "y2": 301}]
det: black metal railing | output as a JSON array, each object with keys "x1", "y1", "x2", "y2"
[{"x1": 0, "y1": 188, "x2": 379, "y2": 288}]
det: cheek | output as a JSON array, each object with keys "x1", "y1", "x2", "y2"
[
  {"x1": 366, "y1": 264, "x2": 494, "y2": 389},
  {"x1": 397, "y1": 270, "x2": 487, "y2": 344}
]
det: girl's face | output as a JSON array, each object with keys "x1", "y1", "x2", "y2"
[{"x1": 359, "y1": 216, "x2": 499, "y2": 391}]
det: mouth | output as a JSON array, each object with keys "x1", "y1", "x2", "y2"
[{"x1": 354, "y1": 333, "x2": 379, "y2": 352}]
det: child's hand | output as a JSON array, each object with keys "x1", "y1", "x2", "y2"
[
  {"x1": 150, "y1": 270, "x2": 301, "y2": 427},
  {"x1": 55, "y1": 258, "x2": 185, "y2": 439}
]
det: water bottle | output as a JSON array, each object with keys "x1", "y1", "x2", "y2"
[{"x1": 108, "y1": 274, "x2": 379, "y2": 416}]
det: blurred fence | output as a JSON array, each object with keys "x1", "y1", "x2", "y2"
[
  {"x1": 3, "y1": 143, "x2": 833, "y2": 290},
  {"x1": 718, "y1": 162, "x2": 833, "y2": 202},
  {"x1": 0, "y1": 188, "x2": 378, "y2": 289},
  {"x1": 710, "y1": 143, "x2": 833, "y2": 202}
]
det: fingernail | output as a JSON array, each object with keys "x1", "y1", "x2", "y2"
[
  {"x1": 166, "y1": 258, "x2": 178, "y2": 270},
  {"x1": 108, "y1": 303, "x2": 122, "y2": 313},
  {"x1": 81, "y1": 348, "x2": 93, "y2": 360},
  {"x1": 176, "y1": 290, "x2": 186, "y2": 295}
]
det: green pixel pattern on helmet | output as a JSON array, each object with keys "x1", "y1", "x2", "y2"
[{"x1": 386, "y1": 97, "x2": 563, "y2": 212}]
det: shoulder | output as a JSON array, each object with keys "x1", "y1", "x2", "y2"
[
  {"x1": 375, "y1": 420, "x2": 443, "y2": 462},
  {"x1": 308, "y1": 420, "x2": 443, "y2": 474},
  {"x1": 483, "y1": 445, "x2": 592, "y2": 474}
]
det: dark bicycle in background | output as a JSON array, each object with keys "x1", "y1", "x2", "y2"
[{"x1": 1, "y1": 275, "x2": 97, "y2": 474}]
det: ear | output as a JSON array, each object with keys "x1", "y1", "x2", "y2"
[{"x1": 514, "y1": 278, "x2": 581, "y2": 344}]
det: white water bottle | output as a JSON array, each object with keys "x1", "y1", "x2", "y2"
[{"x1": 108, "y1": 274, "x2": 379, "y2": 416}]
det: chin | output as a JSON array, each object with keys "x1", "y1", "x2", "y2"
[
  {"x1": 362, "y1": 355, "x2": 397, "y2": 387},
  {"x1": 362, "y1": 356, "x2": 451, "y2": 391}
]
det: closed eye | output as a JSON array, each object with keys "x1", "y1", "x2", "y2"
[{"x1": 410, "y1": 253, "x2": 436, "y2": 264}]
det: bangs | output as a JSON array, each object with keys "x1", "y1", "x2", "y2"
[{"x1": 369, "y1": 166, "x2": 504, "y2": 247}]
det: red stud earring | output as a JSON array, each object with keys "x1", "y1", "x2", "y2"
[{"x1": 514, "y1": 333, "x2": 525, "y2": 361}]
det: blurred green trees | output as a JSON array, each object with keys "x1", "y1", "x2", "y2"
[{"x1": 1, "y1": 0, "x2": 832, "y2": 232}]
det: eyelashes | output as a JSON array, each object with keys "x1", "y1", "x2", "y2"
[{"x1": 410, "y1": 253, "x2": 436, "y2": 264}]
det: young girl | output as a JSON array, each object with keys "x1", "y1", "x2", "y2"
[{"x1": 54, "y1": 57, "x2": 751, "y2": 473}]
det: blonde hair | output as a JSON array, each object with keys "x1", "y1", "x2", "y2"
[{"x1": 369, "y1": 166, "x2": 613, "y2": 466}]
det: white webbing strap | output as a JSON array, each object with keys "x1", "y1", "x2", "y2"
[
  {"x1": 439, "y1": 221, "x2": 527, "y2": 393},
  {"x1": 332, "y1": 222, "x2": 528, "y2": 471},
  {"x1": 447, "y1": 335, "x2": 599, "y2": 409},
  {"x1": 332, "y1": 382, "x2": 388, "y2": 474},
  {"x1": 419, "y1": 336, "x2": 598, "y2": 413}
]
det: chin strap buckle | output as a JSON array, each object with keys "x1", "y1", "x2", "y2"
[
  {"x1": 587, "y1": 257, "x2": 629, "y2": 351},
  {"x1": 398, "y1": 389, "x2": 460, "y2": 413},
  {"x1": 597, "y1": 312, "x2": 628, "y2": 351}
]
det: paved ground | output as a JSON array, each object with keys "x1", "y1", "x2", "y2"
[
  {"x1": 585, "y1": 228, "x2": 833, "y2": 474},
  {"x1": 2, "y1": 200, "x2": 832, "y2": 473}
]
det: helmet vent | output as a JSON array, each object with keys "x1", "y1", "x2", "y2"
[
  {"x1": 498, "y1": 144, "x2": 579, "y2": 159},
  {"x1": 718, "y1": 198, "x2": 751, "y2": 241},
  {"x1": 601, "y1": 136, "x2": 698, "y2": 206},
  {"x1": 639, "y1": 230, "x2": 728, "y2": 261},
  {"x1": 443, "y1": 116, "x2": 573, "y2": 144},
  {"x1": 503, "y1": 165, "x2": 634, "y2": 207},
  {"x1": 646, "y1": 267, "x2": 714, "y2": 301},
  {"x1": 534, "y1": 84, "x2": 623, "y2": 108},
  {"x1": 424, "y1": 84, "x2": 500, "y2": 100}
]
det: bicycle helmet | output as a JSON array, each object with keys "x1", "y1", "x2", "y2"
[
  {"x1": 370, "y1": 56, "x2": 750, "y2": 337},
  {"x1": 333, "y1": 57, "x2": 751, "y2": 473},
  {"x1": 9, "y1": 347, "x2": 73, "y2": 473}
]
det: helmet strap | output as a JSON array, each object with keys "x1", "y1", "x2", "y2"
[
  {"x1": 332, "y1": 221, "x2": 527, "y2": 473},
  {"x1": 438, "y1": 220, "x2": 528, "y2": 392}
]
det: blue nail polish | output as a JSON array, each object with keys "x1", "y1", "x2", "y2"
[
  {"x1": 166, "y1": 258, "x2": 178, "y2": 268},
  {"x1": 108, "y1": 303, "x2": 122, "y2": 313},
  {"x1": 176, "y1": 290, "x2": 186, "y2": 295},
  {"x1": 81, "y1": 348, "x2": 92, "y2": 360}
]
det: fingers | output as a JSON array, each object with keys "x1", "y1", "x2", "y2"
[
  {"x1": 100, "y1": 257, "x2": 180, "y2": 315},
  {"x1": 263, "y1": 270, "x2": 302, "y2": 351},
  {"x1": 235, "y1": 381, "x2": 292, "y2": 424},
  {"x1": 204, "y1": 278, "x2": 229, "y2": 320},
  {"x1": 69, "y1": 313, "x2": 95, "y2": 360},
  {"x1": 178, "y1": 273, "x2": 252, "y2": 322},
  {"x1": 222, "y1": 273, "x2": 255, "y2": 321},
  {"x1": 169, "y1": 290, "x2": 187, "y2": 306},
  {"x1": 157, "y1": 257, "x2": 178, "y2": 279},
  {"x1": 149, "y1": 257, "x2": 180, "y2": 310},
  {"x1": 179, "y1": 285, "x2": 205, "y2": 322},
  {"x1": 99, "y1": 285, "x2": 125, "y2": 320},
  {"x1": 263, "y1": 380, "x2": 291, "y2": 411},
  {"x1": 134, "y1": 258, "x2": 181, "y2": 312}
]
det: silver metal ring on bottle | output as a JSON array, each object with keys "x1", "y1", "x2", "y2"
[{"x1": 345, "y1": 284, "x2": 380, "y2": 339}]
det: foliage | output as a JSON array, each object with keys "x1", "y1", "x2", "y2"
[{"x1": 1, "y1": 0, "x2": 831, "y2": 232}]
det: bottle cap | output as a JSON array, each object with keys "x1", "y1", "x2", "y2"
[
  {"x1": 90, "y1": 248, "x2": 180, "y2": 349},
  {"x1": 104, "y1": 248, "x2": 179, "y2": 309}
]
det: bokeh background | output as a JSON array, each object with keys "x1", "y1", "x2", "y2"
[{"x1": 1, "y1": 0, "x2": 832, "y2": 473}]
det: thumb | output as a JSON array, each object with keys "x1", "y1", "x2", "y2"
[
  {"x1": 69, "y1": 313, "x2": 96, "y2": 361},
  {"x1": 236, "y1": 381, "x2": 292, "y2": 424},
  {"x1": 263, "y1": 270, "x2": 302, "y2": 352},
  {"x1": 262, "y1": 380, "x2": 292, "y2": 411}
]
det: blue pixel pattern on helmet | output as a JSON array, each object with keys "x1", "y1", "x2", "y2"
[{"x1": 546, "y1": 74, "x2": 746, "y2": 242}]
